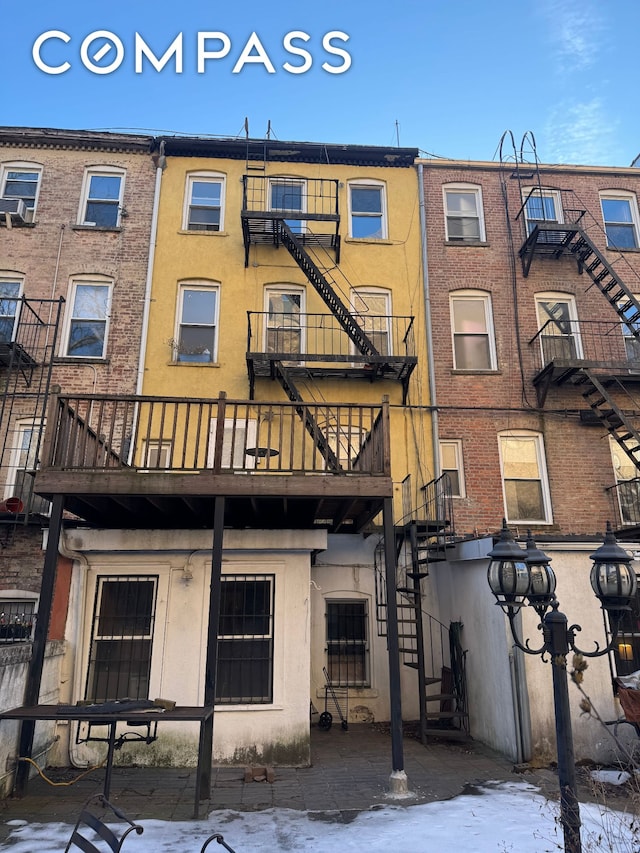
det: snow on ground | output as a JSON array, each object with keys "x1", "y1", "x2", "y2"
[{"x1": 1, "y1": 781, "x2": 638, "y2": 852}]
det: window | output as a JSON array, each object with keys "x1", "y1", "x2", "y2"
[
  {"x1": 499, "y1": 432, "x2": 552, "y2": 523},
  {"x1": 449, "y1": 291, "x2": 496, "y2": 370},
  {"x1": 439, "y1": 440, "x2": 465, "y2": 498},
  {"x1": 0, "y1": 595, "x2": 37, "y2": 643},
  {"x1": 6, "y1": 420, "x2": 49, "y2": 516},
  {"x1": 175, "y1": 283, "x2": 219, "y2": 363},
  {"x1": 619, "y1": 296, "x2": 640, "y2": 364},
  {"x1": 184, "y1": 173, "x2": 225, "y2": 231},
  {"x1": 523, "y1": 188, "x2": 562, "y2": 237},
  {"x1": 326, "y1": 600, "x2": 369, "y2": 687},
  {"x1": 610, "y1": 441, "x2": 640, "y2": 526},
  {"x1": 0, "y1": 277, "x2": 22, "y2": 342},
  {"x1": 351, "y1": 288, "x2": 392, "y2": 355},
  {"x1": 601, "y1": 193, "x2": 640, "y2": 250},
  {"x1": 443, "y1": 184, "x2": 485, "y2": 242},
  {"x1": 208, "y1": 418, "x2": 257, "y2": 469},
  {"x1": 85, "y1": 576, "x2": 157, "y2": 703},
  {"x1": 349, "y1": 181, "x2": 386, "y2": 239},
  {"x1": 265, "y1": 287, "x2": 304, "y2": 356},
  {"x1": 65, "y1": 279, "x2": 111, "y2": 357},
  {"x1": 141, "y1": 440, "x2": 172, "y2": 470},
  {"x1": 270, "y1": 178, "x2": 305, "y2": 233},
  {"x1": 1, "y1": 163, "x2": 42, "y2": 222},
  {"x1": 216, "y1": 574, "x2": 274, "y2": 704},
  {"x1": 535, "y1": 294, "x2": 581, "y2": 364},
  {"x1": 79, "y1": 168, "x2": 124, "y2": 227},
  {"x1": 611, "y1": 587, "x2": 640, "y2": 677}
]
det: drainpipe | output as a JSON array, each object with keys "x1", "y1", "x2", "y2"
[
  {"x1": 510, "y1": 613, "x2": 533, "y2": 763},
  {"x1": 135, "y1": 141, "x2": 166, "y2": 396},
  {"x1": 417, "y1": 164, "x2": 440, "y2": 479}
]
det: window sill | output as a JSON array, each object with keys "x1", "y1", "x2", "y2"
[
  {"x1": 213, "y1": 703, "x2": 282, "y2": 712},
  {"x1": 72, "y1": 225, "x2": 122, "y2": 233},
  {"x1": 54, "y1": 356, "x2": 109, "y2": 364},
  {"x1": 315, "y1": 686, "x2": 377, "y2": 699},
  {"x1": 444, "y1": 240, "x2": 489, "y2": 247},
  {"x1": 167, "y1": 360, "x2": 221, "y2": 367},
  {"x1": 178, "y1": 229, "x2": 228, "y2": 237},
  {"x1": 343, "y1": 237, "x2": 391, "y2": 245},
  {"x1": 605, "y1": 246, "x2": 640, "y2": 253},
  {"x1": 451, "y1": 368, "x2": 501, "y2": 375}
]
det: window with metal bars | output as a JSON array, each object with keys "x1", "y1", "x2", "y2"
[
  {"x1": 216, "y1": 575, "x2": 274, "y2": 704},
  {"x1": 85, "y1": 576, "x2": 157, "y2": 703},
  {"x1": 326, "y1": 600, "x2": 369, "y2": 687},
  {"x1": 0, "y1": 600, "x2": 36, "y2": 642}
]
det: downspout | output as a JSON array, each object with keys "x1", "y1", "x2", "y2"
[
  {"x1": 510, "y1": 613, "x2": 533, "y2": 763},
  {"x1": 135, "y1": 141, "x2": 165, "y2": 396},
  {"x1": 417, "y1": 164, "x2": 440, "y2": 478}
]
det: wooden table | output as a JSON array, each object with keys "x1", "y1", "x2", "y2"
[{"x1": 0, "y1": 704, "x2": 214, "y2": 817}]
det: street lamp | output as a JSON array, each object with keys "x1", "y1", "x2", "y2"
[{"x1": 487, "y1": 520, "x2": 637, "y2": 853}]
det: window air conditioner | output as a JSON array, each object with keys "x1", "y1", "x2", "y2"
[{"x1": 0, "y1": 198, "x2": 27, "y2": 224}]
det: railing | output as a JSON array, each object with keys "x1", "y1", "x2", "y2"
[
  {"x1": 0, "y1": 602, "x2": 35, "y2": 644},
  {"x1": 42, "y1": 393, "x2": 390, "y2": 477},
  {"x1": 529, "y1": 319, "x2": 638, "y2": 374},
  {"x1": 400, "y1": 472, "x2": 454, "y2": 531},
  {"x1": 247, "y1": 312, "x2": 416, "y2": 361},
  {"x1": 607, "y1": 479, "x2": 640, "y2": 529},
  {"x1": 242, "y1": 176, "x2": 339, "y2": 220},
  {"x1": 515, "y1": 187, "x2": 586, "y2": 243}
]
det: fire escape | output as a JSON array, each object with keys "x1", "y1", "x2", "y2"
[{"x1": 505, "y1": 133, "x2": 640, "y2": 533}]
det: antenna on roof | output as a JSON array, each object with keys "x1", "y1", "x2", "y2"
[
  {"x1": 244, "y1": 117, "x2": 249, "y2": 139},
  {"x1": 266, "y1": 120, "x2": 272, "y2": 140},
  {"x1": 395, "y1": 120, "x2": 400, "y2": 147}
]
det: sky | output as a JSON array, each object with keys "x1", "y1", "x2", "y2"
[
  {"x1": 1, "y1": 779, "x2": 637, "y2": 852},
  {"x1": 3, "y1": 0, "x2": 639, "y2": 168}
]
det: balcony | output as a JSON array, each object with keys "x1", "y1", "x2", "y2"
[
  {"x1": 607, "y1": 479, "x2": 640, "y2": 535},
  {"x1": 241, "y1": 176, "x2": 340, "y2": 263},
  {"x1": 517, "y1": 188, "x2": 586, "y2": 274},
  {"x1": 529, "y1": 319, "x2": 640, "y2": 386},
  {"x1": 35, "y1": 393, "x2": 392, "y2": 532},
  {"x1": 246, "y1": 311, "x2": 417, "y2": 399}
]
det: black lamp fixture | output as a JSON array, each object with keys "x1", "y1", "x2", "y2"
[{"x1": 486, "y1": 520, "x2": 637, "y2": 853}]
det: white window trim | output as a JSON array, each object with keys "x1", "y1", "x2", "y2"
[
  {"x1": 174, "y1": 281, "x2": 220, "y2": 364},
  {"x1": 182, "y1": 171, "x2": 226, "y2": 232},
  {"x1": 449, "y1": 289, "x2": 497, "y2": 371},
  {"x1": 0, "y1": 161, "x2": 43, "y2": 223},
  {"x1": 62, "y1": 276, "x2": 112, "y2": 359},
  {"x1": 534, "y1": 292, "x2": 583, "y2": 363},
  {"x1": 268, "y1": 177, "x2": 307, "y2": 233},
  {"x1": 263, "y1": 285, "x2": 306, "y2": 358},
  {"x1": 0, "y1": 273, "x2": 23, "y2": 343},
  {"x1": 600, "y1": 191, "x2": 640, "y2": 250},
  {"x1": 350, "y1": 286, "x2": 393, "y2": 357},
  {"x1": 347, "y1": 179, "x2": 388, "y2": 240},
  {"x1": 325, "y1": 596, "x2": 371, "y2": 688},
  {"x1": 207, "y1": 418, "x2": 258, "y2": 469},
  {"x1": 77, "y1": 166, "x2": 125, "y2": 228},
  {"x1": 443, "y1": 183, "x2": 486, "y2": 243},
  {"x1": 522, "y1": 187, "x2": 563, "y2": 233},
  {"x1": 439, "y1": 439, "x2": 465, "y2": 498},
  {"x1": 5, "y1": 418, "x2": 46, "y2": 507},
  {"x1": 498, "y1": 430, "x2": 553, "y2": 524}
]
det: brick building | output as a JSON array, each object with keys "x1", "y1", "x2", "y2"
[{"x1": 418, "y1": 151, "x2": 640, "y2": 762}]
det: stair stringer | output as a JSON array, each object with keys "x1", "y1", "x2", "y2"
[{"x1": 577, "y1": 369, "x2": 640, "y2": 473}]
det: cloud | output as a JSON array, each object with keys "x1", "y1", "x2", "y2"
[
  {"x1": 543, "y1": 98, "x2": 621, "y2": 165},
  {"x1": 540, "y1": 0, "x2": 607, "y2": 73}
]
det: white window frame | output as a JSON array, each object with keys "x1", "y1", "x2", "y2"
[
  {"x1": 325, "y1": 597, "x2": 370, "y2": 688},
  {"x1": 439, "y1": 439, "x2": 465, "y2": 498},
  {"x1": 522, "y1": 187, "x2": 563, "y2": 235},
  {"x1": 269, "y1": 177, "x2": 306, "y2": 234},
  {"x1": 449, "y1": 290, "x2": 497, "y2": 370},
  {"x1": 264, "y1": 285, "x2": 306, "y2": 359},
  {"x1": 5, "y1": 418, "x2": 49, "y2": 516},
  {"x1": 208, "y1": 418, "x2": 258, "y2": 469},
  {"x1": 534, "y1": 292, "x2": 582, "y2": 365},
  {"x1": 498, "y1": 431, "x2": 552, "y2": 524},
  {"x1": 350, "y1": 287, "x2": 393, "y2": 356},
  {"x1": 443, "y1": 183, "x2": 485, "y2": 243},
  {"x1": 140, "y1": 440, "x2": 173, "y2": 470},
  {"x1": 348, "y1": 180, "x2": 387, "y2": 240},
  {"x1": 77, "y1": 166, "x2": 125, "y2": 228},
  {"x1": 610, "y1": 439, "x2": 640, "y2": 526},
  {"x1": 0, "y1": 274, "x2": 23, "y2": 343},
  {"x1": 600, "y1": 192, "x2": 640, "y2": 250},
  {"x1": 174, "y1": 281, "x2": 220, "y2": 364},
  {"x1": 183, "y1": 171, "x2": 226, "y2": 232},
  {"x1": 0, "y1": 161, "x2": 43, "y2": 222},
  {"x1": 63, "y1": 277, "x2": 112, "y2": 358}
]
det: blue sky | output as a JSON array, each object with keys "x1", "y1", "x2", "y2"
[{"x1": 4, "y1": 0, "x2": 638, "y2": 166}]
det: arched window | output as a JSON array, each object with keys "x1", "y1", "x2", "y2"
[{"x1": 449, "y1": 289, "x2": 496, "y2": 370}]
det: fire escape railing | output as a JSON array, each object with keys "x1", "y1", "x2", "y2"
[{"x1": 528, "y1": 319, "x2": 640, "y2": 377}]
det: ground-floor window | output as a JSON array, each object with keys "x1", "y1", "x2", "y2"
[
  {"x1": 216, "y1": 574, "x2": 274, "y2": 704},
  {"x1": 326, "y1": 599, "x2": 369, "y2": 687},
  {"x1": 85, "y1": 576, "x2": 157, "y2": 703},
  {"x1": 611, "y1": 585, "x2": 640, "y2": 678}
]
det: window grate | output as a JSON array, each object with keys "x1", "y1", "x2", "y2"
[
  {"x1": 326, "y1": 600, "x2": 369, "y2": 687},
  {"x1": 0, "y1": 600, "x2": 35, "y2": 643},
  {"x1": 216, "y1": 574, "x2": 274, "y2": 704}
]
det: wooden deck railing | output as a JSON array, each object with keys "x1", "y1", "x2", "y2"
[{"x1": 41, "y1": 393, "x2": 390, "y2": 477}]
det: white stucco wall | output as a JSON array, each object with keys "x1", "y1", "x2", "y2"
[{"x1": 56, "y1": 528, "x2": 326, "y2": 769}]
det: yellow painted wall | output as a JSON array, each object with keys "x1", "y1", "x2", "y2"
[{"x1": 143, "y1": 152, "x2": 435, "y2": 511}]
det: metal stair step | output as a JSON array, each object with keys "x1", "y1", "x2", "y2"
[{"x1": 425, "y1": 710, "x2": 469, "y2": 720}]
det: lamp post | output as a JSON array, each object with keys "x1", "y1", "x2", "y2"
[{"x1": 487, "y1": 521, "x2": 637, "y2": 853}]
